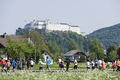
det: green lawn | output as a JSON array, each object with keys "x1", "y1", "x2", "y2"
[{"x1": 33, "y1": 62, "x2": 86, "y2": 70}]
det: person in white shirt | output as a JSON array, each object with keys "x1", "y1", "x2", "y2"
[
  {"x1": 74, "y1": 59, "x2": 78, "y2": 70},
  {"x1": 91, "y1": 59, "x2": 95, "y2": 70},
  {"x1": 30, "y1": 58, "x2": 34, "y2": 70},
  {"x1": 98, "y1": 59, "x2": 102, "y2": 70},
  {"x1": 86, "y1": 60, "x2": 90, "y2": 71},
  {"x1": 58, "y1": 56, "x2": 62, "y2": 69}
]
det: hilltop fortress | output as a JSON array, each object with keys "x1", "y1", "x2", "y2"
[{"x1": 24, "y1": 20, "x2": 81, "y2": 34}]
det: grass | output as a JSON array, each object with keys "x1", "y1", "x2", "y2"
[
  {"x1": 0, "y1": 62, "x2": 119, "y2": 80},
  {"x1": 0, "y1": 71, "x2": 120, "y2": 80},
  {"x1": 0, "y1": 62, "x2": 86, "y2": 70},
  {"x1": 33, "y1": 62, "x2": 86, "y2": 70}
]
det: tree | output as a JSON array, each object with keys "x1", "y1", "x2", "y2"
[
  {"x1": 6, "y1": 39, "x2": 34, "y2": 59},
  {"x1": 117, "y1": 47, "x2": 120, "y2": 58},
  {"x1": 27, "y1": 30, "x2": 49, "y2": 52},
  {"x1": 16, "y1": 28, "x2": 89, "y2": 53},
  {"x1": 89, "y1": 38, "x2": 104, "y2": 59},
  {"x1": 107, "y1": 45, "x2": 118, "y2": 61},
  {"x1": 47, "y1": 41, "x2": 59, "y2": 54},
  {"x1": 69, "y1": 39, "x2": 79, "y2": 50}
]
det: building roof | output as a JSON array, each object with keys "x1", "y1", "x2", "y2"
[
  {"x1": 0, "y1": 37, "x2": 7, "y2": 47},
  {"x1": 0, "y1": 35, "x2": 25, "y2": 48},
  {"x1": 64, "y1": 50, "x2": 86, "y2": 56}
]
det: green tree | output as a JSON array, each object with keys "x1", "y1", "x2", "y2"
[
  {"x1": 69, "y1": 39, "x2": 79, "y2": 50},
  {"x1": 89, "y1": 38, "x2": 104, "y2": 59},
  {"x1": 117, "y1": 47, "x2": 120, "y2": 58},
  {"x1": 26, "y1": 30, "x2": 49, "y2": 52},
  {"x1": 6, "y1": 39, "x2": 34, "y2": 59},
  {"x1": 47, "y1": 41, "x2": 59, "y2": 54},
  {"x1": 107, "y1": 45, "x2": 118, "y2": 61}
]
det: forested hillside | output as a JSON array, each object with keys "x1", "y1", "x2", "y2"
[
  {"x1": 89, "y1": 23, "x2": 120, "y2": 48},
  {"x1": 16, "y1": 28, "x2": 89, "y2": 53}
]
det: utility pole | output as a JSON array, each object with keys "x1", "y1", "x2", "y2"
[{"x1": 34, "y1": 41, "x2": 36, "y2": 63}]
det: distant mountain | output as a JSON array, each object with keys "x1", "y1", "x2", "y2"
[{"x1": 89, "y1": 23, "x2": 120, "y2": 49}]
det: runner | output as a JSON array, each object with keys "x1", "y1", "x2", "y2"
[
  {"x1": 95, "y1": 58, "x2": 98, "y2": 69},
  {"x1": 98, "y1": 59, "x2": 102, "y2": 70},
  {"x1": 101, "y1": 59, "x2": 106, "y2": 71},
  {"x1": 46, "y1": 56, "x2": 51, "y2": 71},
  {"x1": 6, "y1": 60, "x2": 11, "y2": 72},
  {"x1": 60, "y1": 59, "x2": 65, "y2": 71},
  {"x1": 112, "y1": 60, "x2": 116, "y2": 72},
  {"x1": 27, "y1": 59, "x2": 30, "y2": 70},
  {"x1": 58, "y1": 56, "x2": 62, "y2": 70},
  {"x1": 74, "y1": 59, "x2": 78, "y2": 70},
  {"x1": 16, "y1": 59, "x2": 21, "y2": 70},
  {"x1": 30, "y1": 58, "x2": 34, "y2": 70},
  {"x1": 116, "y1": 58, "x2": 120, "y2": 72},
  {"x1": 1, "y1": 58, "x2": 6, "y2": 72},
  {"x1": 91, "y1": 59, "x2": 95, "y2": 70},
  {"x1": 22, "y1": 59, "x2": 25, "y2": 70},
  {"x1": 38, "y1": 59, "x2": 44, "y2": 71},
  {"x1": 86, "y1": 60, "x2": 90, "y2": 71},
  {"x1": 66, "y1": 58, "x2": 70, "y2": 71},
  {"x1": 12, "y1": 59, "x2": 16, "y2": 72}
]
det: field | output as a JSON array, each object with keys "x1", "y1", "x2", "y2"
[
  {"x1": 0, "y1": 71, "x2": 120, "y2": 80},
  {"x1": 0, "y1": 62, "x2": 120, "y2": 80}
]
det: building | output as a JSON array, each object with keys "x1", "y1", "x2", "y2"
[
  {"x1": 0, "y1": 33, "x2": 25, "y2": 60},
  {"x1": 64, "y1": 50, "x2": 87, "y2": 62},
  {"x1": 42, "y1": 50, "x2": 53, "y2": 64},
  {"x1": 24, "y1": 20, "x2": 81, "y2": 34},
  {"x1": 0, "y1": 33, "x2": 54, "y2": 62}
]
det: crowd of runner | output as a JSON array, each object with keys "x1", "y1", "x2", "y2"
[
  {"x1": 86, "y1": 58, "x2": 120, "y2": 72},
  {"x1": 1, "y1": 56, "x2": 120, "y2": 72}
]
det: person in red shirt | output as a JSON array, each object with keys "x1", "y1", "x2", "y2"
[
  {"x1": 1, "y1": 58, "x2": 6, "y2": 72},
  {"x1": 116, "y1": 58, "x2": 120, "y2": 71}
]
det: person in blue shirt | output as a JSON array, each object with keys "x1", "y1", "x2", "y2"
[
  {"x1": 46, "y1": 56, "x2": 51, "y2": 71},
  {"x1": 12, "y1": 60, "x2": 16, "y2": 72}
]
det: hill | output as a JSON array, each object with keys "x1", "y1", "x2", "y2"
[
  {"x1": 89, "y1": 23, "x2": 120, "y2": 48},
  {"x1": 16, "y1": 28, "x2": 89, "y2": 53}
]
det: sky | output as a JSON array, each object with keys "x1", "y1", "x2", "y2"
[{"x1": 0, "y1": 0, "x2": 120, "y2": 35}]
